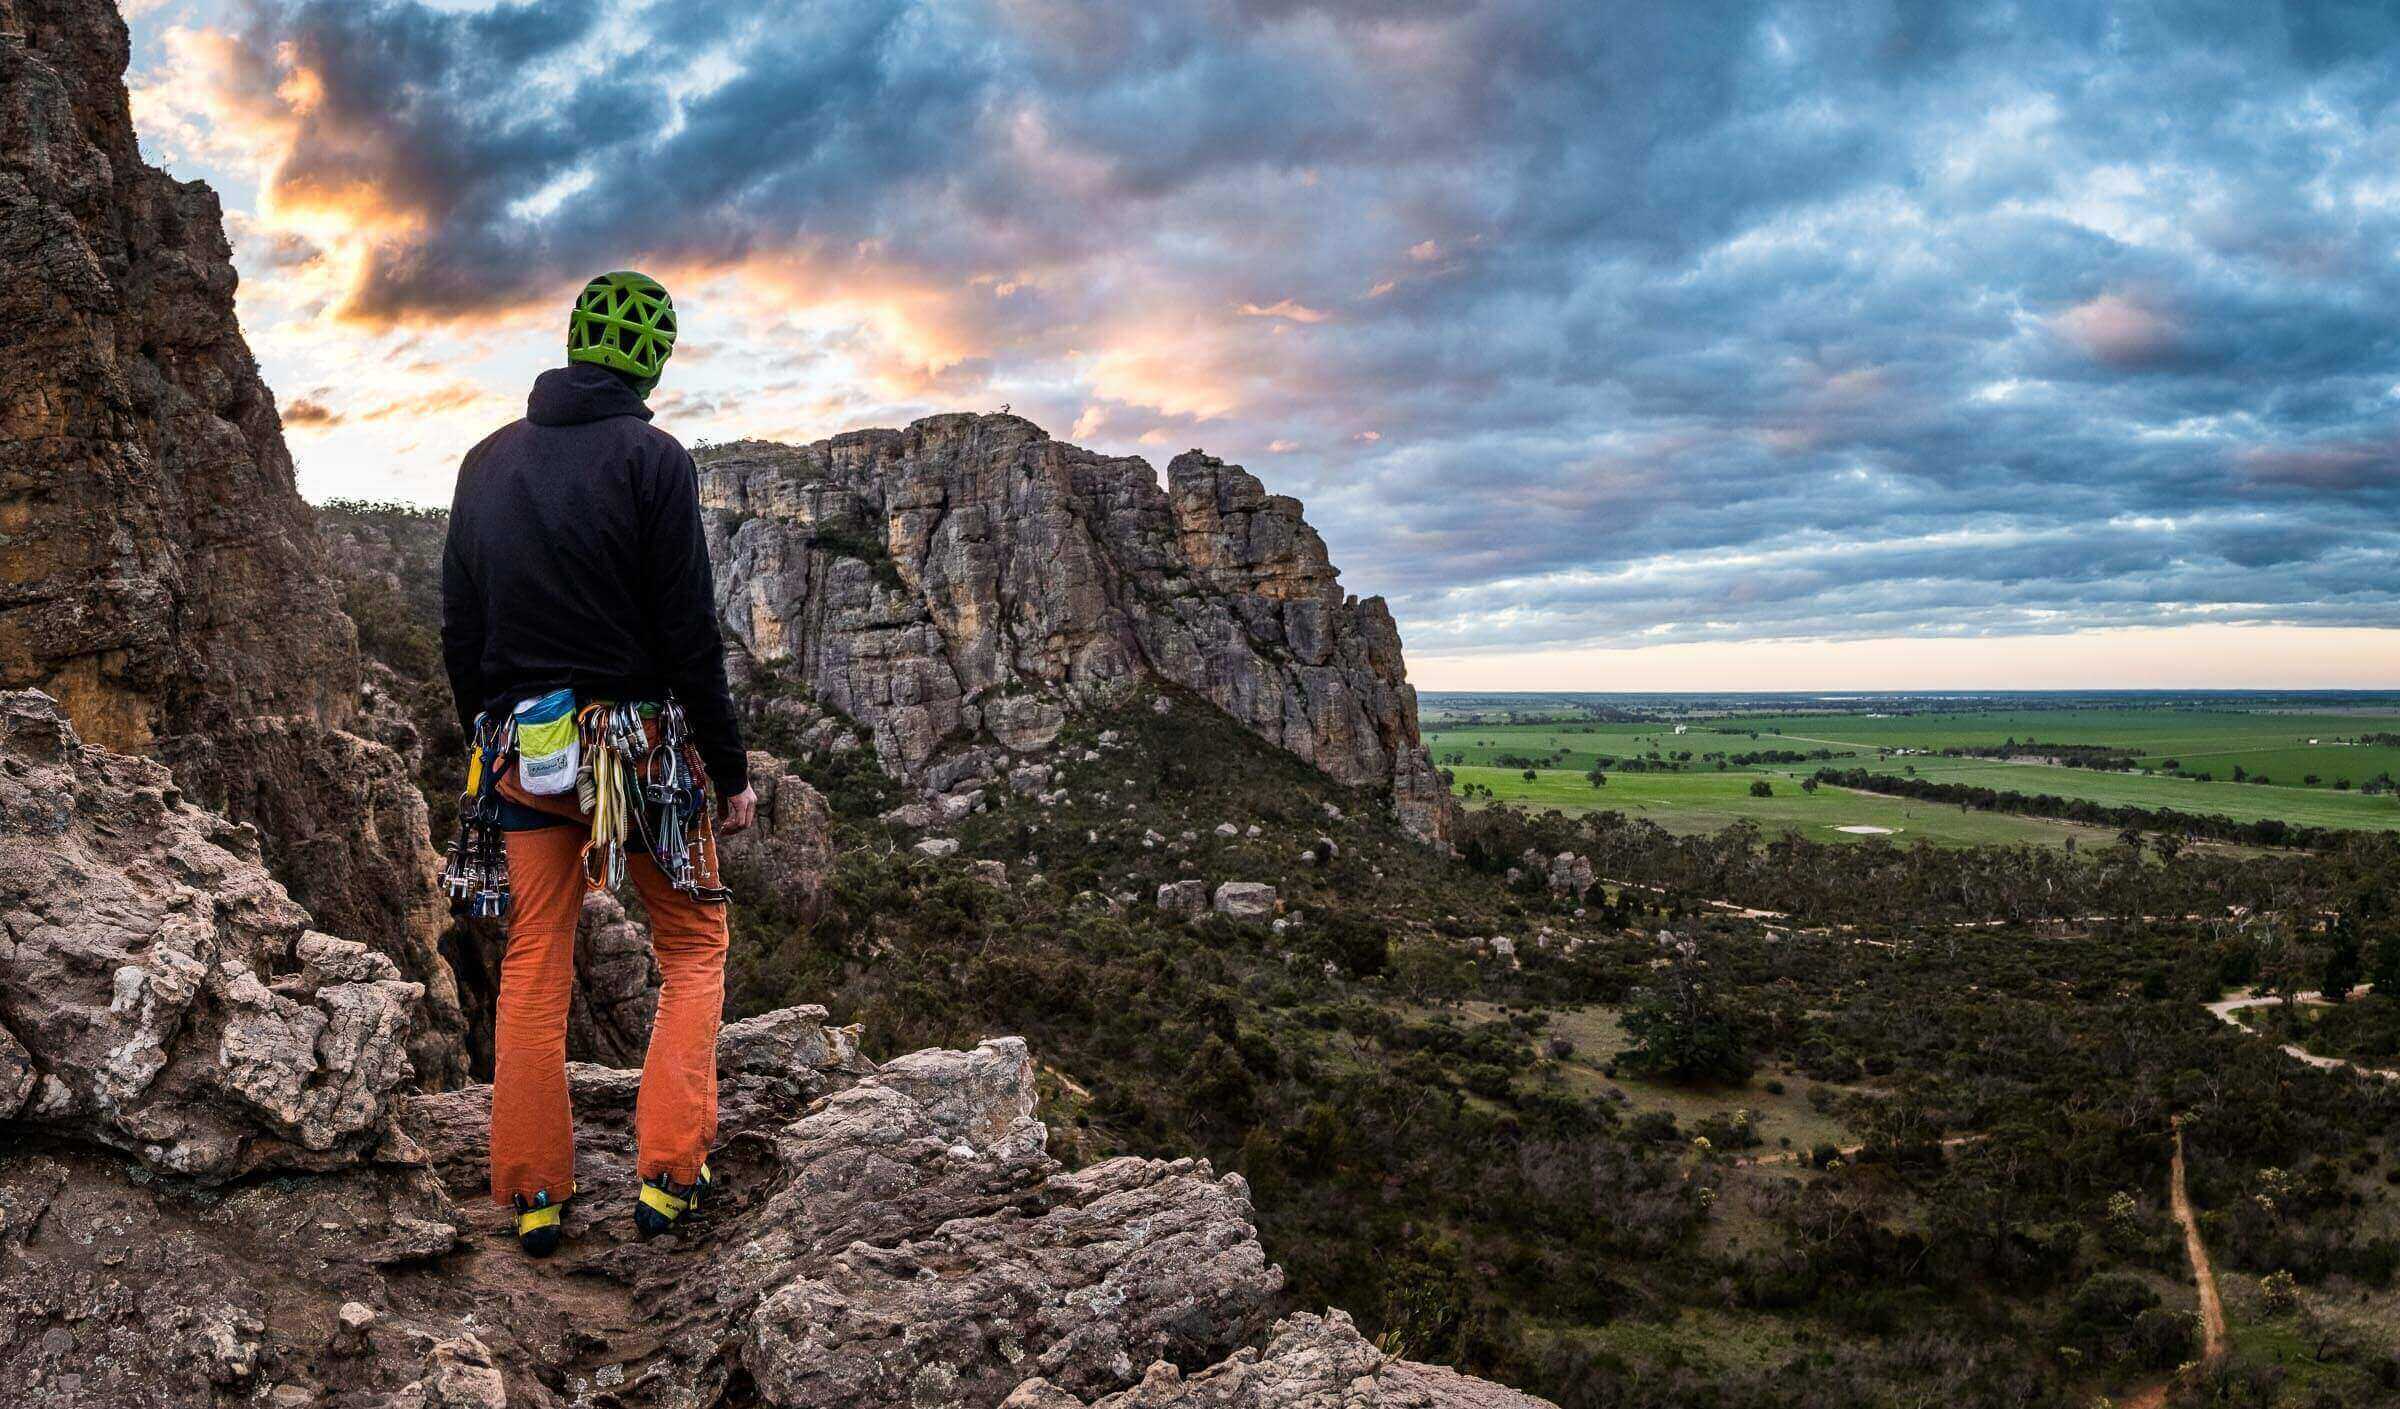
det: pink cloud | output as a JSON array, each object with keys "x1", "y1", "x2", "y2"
[
  {"x1": 1237, "y1": 298, "x2": 1329, "y2": 323},
  {"x1": 2234, "y1": 439, "x2": 2396, "y2": 490},
  {"x1": 2052, "y1": 293, "x2": 2181, "y2": 367}
]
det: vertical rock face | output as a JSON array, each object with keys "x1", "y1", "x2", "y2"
[
  {"x1": 0, "y1": 0, "x2": 354, "y2": 745},
  {"x1": 702, "y1": 415, "x2": 1455, "y2": 845},
  {"x1": 0, "y1": 0, "x2": 464, "y2": 1079}
]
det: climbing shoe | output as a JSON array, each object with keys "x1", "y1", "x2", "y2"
[
  {"x1": 512, "y1": 1190, "x2": 566, "y2": 1258},
  {"x1": 633, "y1": 1163, "x2": 712, "y2": 1239}
]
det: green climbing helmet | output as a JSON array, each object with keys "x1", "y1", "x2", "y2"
[{"x1": 567, "y1": 271, "x2": 677, "y2": 395}]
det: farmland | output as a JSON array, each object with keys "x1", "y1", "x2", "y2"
[
  {"x1": 1425, "y1": 695, "x2": 2400, "y2": 844},
  {"x1": 1443, "y1": 764, "x2": 2115, "y2": 848}
]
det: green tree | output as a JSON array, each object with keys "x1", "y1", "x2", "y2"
[
  {"x1": 1748, "y1": 779, "x2": 1773, "y2": 798},
  {"x1": 2321, "y1": 915, "x2": 2362, "y2": 1003},
  {"x1": 1616, "y1": 932, "x2": 1754, "y2": 1083},
  {"x1": 2368, "y1": 921, "x2": 2400, "y2": 996}
]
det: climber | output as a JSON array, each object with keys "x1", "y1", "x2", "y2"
[{"x1": 440, "y1": 270, "x2": 757, "y2": 1256}]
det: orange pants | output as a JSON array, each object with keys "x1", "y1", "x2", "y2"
[{"x1": 489, "y1": 824, "x2": 727, "y2": 1206}]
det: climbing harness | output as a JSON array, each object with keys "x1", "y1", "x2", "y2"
[
  {"x1": 440, "y1": 693, "x2": 728, "y2": 920},
  {"x1": 513, "y1": 1189, "x2": 566, "y2": 1258},
  {"x1": 633, "y1": 1162, "x2": 712, "y2": 1239}
]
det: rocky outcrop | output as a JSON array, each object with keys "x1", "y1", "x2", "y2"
[
  {"x1": 0, "y1": 0, "x2": 354, "y2": 747},
  {"x1": 722, "y1": 747, "x2": 839, "y2": 921},
  {"x1": 0, "y1": 690, "x2": 1532, "y2": 1403},
  {"x1": 701, "y1": 415, "x2": 1454, "y2": 845},
  {"x1": 0, "y1": 0, "x2": 464, "y2": 1081},
  {"x1": 1004, "y1": 1311, "x2": 1550, "y2": 1408},
  {"x1": 0, "y1": 692, "x2": 421, "y2": 1179},
  {"x1": 565, "y1": 891, "x2": 660, "y2": 1067},
  {"x1": 0, "y1": 980, "x2": 1543, "y2": 1406}
]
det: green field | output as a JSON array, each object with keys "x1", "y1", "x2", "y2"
[
  {"x1": 1837, "y1": 754, "x2": 2400, "y2": 832},
  {"x1": 1733, "y1": 708, "x2": 2400, "y2": 784},
  {"x1": 1446, "y1": 765, "x2": 2117, "y2": 848},
  {"x1": 1429, "y1": 704, "x2": 2400, "y2": 844}
]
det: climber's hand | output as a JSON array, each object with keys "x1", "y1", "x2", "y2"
[{"x1": 719, "y1": 785, "x2": 757, "y2": 835}]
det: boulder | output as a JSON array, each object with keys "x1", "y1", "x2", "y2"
[
  {"x1": 724, "y1": 750, "x2": 839, "y2": 923},
  {"x1": 916, "y1": 837, "x2": 962, "y2": 858},
  {"x1": 566, "y1": 891, "x2": 661, "y2": 1067},
  {"x1": 1000, "y1": 1310, "x2": 1553, "y2": 1408},
  {"x1": 1212, "y1": 883, "x2": 1279, "y2": 920},
  {"x1": 1157, "y1": 880, "x2": 1210, "y2": 915},
  {"x1": 0, "y1": 691, "x2": 421, "y2": 1179}
]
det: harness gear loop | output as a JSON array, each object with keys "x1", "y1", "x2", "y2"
[{"x1": 441, "y1": 712, "x2": 517, "y2": 919}]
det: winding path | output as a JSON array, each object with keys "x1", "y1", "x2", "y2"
[{"x1": 2206, "y1": 986, "x2": 2397, "y2": 1082}]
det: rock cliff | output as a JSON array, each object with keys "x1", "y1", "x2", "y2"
[
  {"x1": 0, "y1": 0, "x2": 464, "y2": 1080},
  {"x1": 0, "y1": 692, "x2": 1542, "y2": 1408},
  {"x1": 700, "y1": 415, "x2": 1455, "y2": 846}
]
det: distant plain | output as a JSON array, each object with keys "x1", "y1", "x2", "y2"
[{"x1": 1424, "y1": 694, "x2": 2400, "y2": 847}]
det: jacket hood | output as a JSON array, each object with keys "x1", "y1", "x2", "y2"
[{"x1": 527, "y1": 363, "x2": 654, "y2": 427}]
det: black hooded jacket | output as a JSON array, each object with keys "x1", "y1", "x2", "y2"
[{"x1": 441, "y1": 364, "x2": 747, "y2": 795}]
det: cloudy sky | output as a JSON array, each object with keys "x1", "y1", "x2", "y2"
[{"x1": 125, "y1": 0, "x2": 2400, "y2": 688}]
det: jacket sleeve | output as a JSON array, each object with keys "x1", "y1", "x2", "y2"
[
  {"x1": 644, "y1": 444, "x2": 749, "y2": 795},
  {"x1": 439, "y1": 522, "x2": 487, "y2": 741}
]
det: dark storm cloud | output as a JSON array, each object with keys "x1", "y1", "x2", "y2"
[{"x1": 201, "y1": 0, "x2": 2400, "y2": 650}]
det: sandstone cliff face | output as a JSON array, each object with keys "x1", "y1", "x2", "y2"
[
  {"x1": 0, "y1": 692, "x2": 1540, "y2": 1408},
  {"x1": 701, "y1": 415, "x2": 1455, "y2": 845},
  {"x1": 0, "y1": 0, "x2": 463, "y2": 1079}
]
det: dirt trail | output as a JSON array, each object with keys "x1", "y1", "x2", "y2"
[
  {"x1": 2207, "y1": 985, "x2": 2397, "y2": 1081},
  {"x1": 2170, "y1": 1116, "x2": 2228, "y2": 1364}
]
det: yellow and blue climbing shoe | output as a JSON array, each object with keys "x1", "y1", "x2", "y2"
[
  {"x1": 512, "y1": 1190, "x2": 566, "y2": 1258},
  {"x1": 633, "y1": 1163, "x2": 712, "y2": 1239}
]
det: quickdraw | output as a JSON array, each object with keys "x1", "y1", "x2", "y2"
[
  {"x1": 576, "y1": 699, "x2": 729, "y2": 904},
  {"x1": 441, "y1": 712, "x2": 517, "y2": 918}
]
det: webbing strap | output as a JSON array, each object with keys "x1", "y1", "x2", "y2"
[{"x1": 638, "y1": 1183, "x2": 688, "y2": 1218}]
